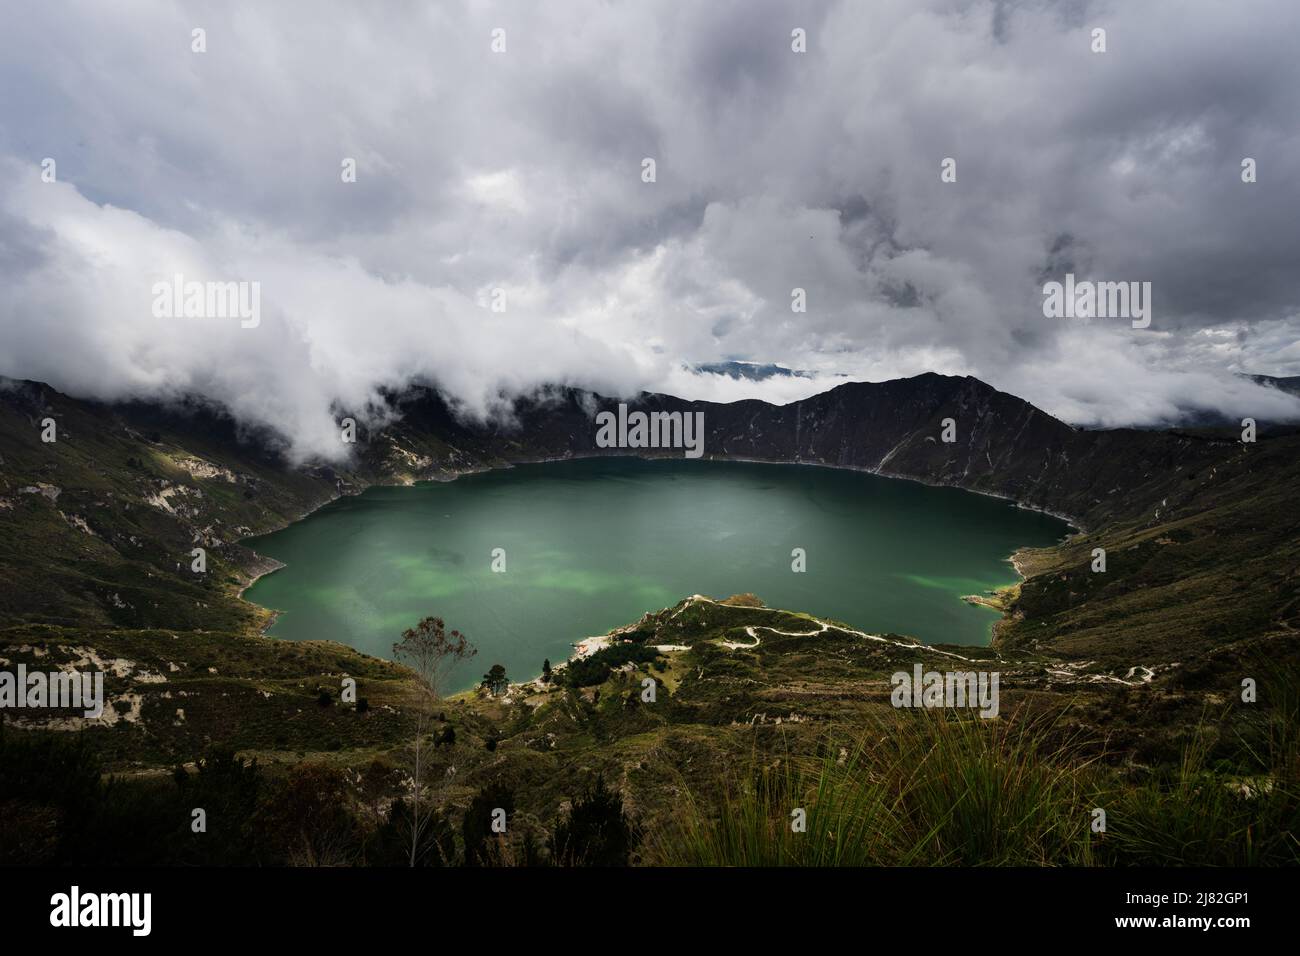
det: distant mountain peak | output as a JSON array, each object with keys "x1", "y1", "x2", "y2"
[{"x1": 690, "y1": 361, "x2": 812, "y2": 381}]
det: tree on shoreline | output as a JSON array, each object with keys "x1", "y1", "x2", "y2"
[
  {"x1": 392, "y1": 616, "x2": 475, "y2": 867},
  {"x1": 481, "y1": 664, "x2": 509, "y2": 696}
]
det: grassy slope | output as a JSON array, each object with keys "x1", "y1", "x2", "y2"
[
  {"x1": 387, "y1": 594, "x2": 1297, "y2": 863},
  {"x1": 1, "y1": 380, "x2": 1297, "y2": 863},
  {"x1": 1000, "y1": 430, "x2": 1300, "y2": 670}
]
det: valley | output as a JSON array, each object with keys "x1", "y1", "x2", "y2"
[{"x1": 1, "y1": 372, "x2": 1297, "y2": 865}]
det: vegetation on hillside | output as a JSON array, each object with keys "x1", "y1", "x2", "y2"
[
  {"x1": 2, "y1": 377, "x2": 1298, "y2": 866},
  {"x1": 5, "y1": 672, "x2": 1294, "y2": 866}
]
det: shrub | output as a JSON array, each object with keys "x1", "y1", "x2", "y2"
[
  {"x1": 370, "y1": 798, "x2": 456, "y2": 866},
  {"x1": 551, "y1": 775, "x2": 639, "y2": 866},
  {"x1": 565, "y1": 643, "x2": 662, "y2": 688},
  {"x1": 254, "y1": 762, "x2": 362, "y2": 866},
  {"x1": 462, "y1": 783, "x2": 515, "y2": 866}
]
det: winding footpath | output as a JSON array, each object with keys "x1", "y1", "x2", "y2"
[{"x1": 680, "y1": 595, "x2": 1159, "y2": 686}]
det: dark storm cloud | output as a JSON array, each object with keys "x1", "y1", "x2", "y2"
[{"x1": 1, "y1": 0, "x2": 1298, "y2": 460}]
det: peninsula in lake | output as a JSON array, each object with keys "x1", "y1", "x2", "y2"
[{"x1": 1, "y1": 372, "x2": 1296, "y2": 866}]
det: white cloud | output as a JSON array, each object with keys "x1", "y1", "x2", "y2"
[{"x1": 2, "y1": 0, "x2": 1299, "y2": 457}]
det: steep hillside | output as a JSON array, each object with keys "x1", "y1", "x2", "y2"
[
  {"x1": 5, "y1": 592, "x2": 1293, "y2": 866},
  {"x1": 2, "y1": 369, "x2": 1296, "y2": 866},
  {"x1": 384, "y1": 373, "x2": 1257, "y2": 532},
  {"x1": 999, "y1": 429, "x2": 1300, "y2": 668},
  {"x1": 1, "y1": 372, "x2": 1295, "y2": 703}
]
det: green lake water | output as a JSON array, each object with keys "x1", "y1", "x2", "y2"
[{"x1": 243, "y1": 458, "x2": 1070, "y2": 692}]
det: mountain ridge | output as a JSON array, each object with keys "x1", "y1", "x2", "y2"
[{"x1": 1, "y1": 372, "x2": 1296, "y2": 668}]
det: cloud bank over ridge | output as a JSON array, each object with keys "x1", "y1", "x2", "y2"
[{"x1": 3, "y1": 0, "x2": 1299, "y2": 459}]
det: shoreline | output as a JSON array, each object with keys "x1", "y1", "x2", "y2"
[{"x1": 231, "y1": 451, "x2": 1078, "y2": 669}]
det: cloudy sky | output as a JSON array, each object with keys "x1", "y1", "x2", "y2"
[{"x1": 3, "y1": 0, "x2": 1299, "y2": 460}]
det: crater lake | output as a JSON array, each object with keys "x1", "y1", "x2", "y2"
[{"x1": 243, "y1": 458, "x2": 1071, "y2": 692}]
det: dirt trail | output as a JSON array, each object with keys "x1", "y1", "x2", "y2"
[
  {"x1": 683, "y1": 596, "x2": 982, "y2": 662},
  {"x1": 691, "y1": 596, "x2": 1160, "y2": 685}
]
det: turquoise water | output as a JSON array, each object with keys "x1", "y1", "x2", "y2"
[{"x1": 243, "y1": 458, "x2": 1070, "y2": 691}]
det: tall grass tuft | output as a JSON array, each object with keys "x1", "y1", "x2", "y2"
[
  {"x1": 648, "y1": 706, "x2": 1099, "y2": 866},
  {"x1": 646, "y1": 699, "x2": 1299, "y2": 866},
  {"x1": 1096, "y1": 675, "x2": 1300, "y2": 866},
  {"x1": 887, "y1": 708, "x2": 1098, "y2": 865},
  {"x1": 647, "y1": 736, "x2": 907, "y2": 866}
]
